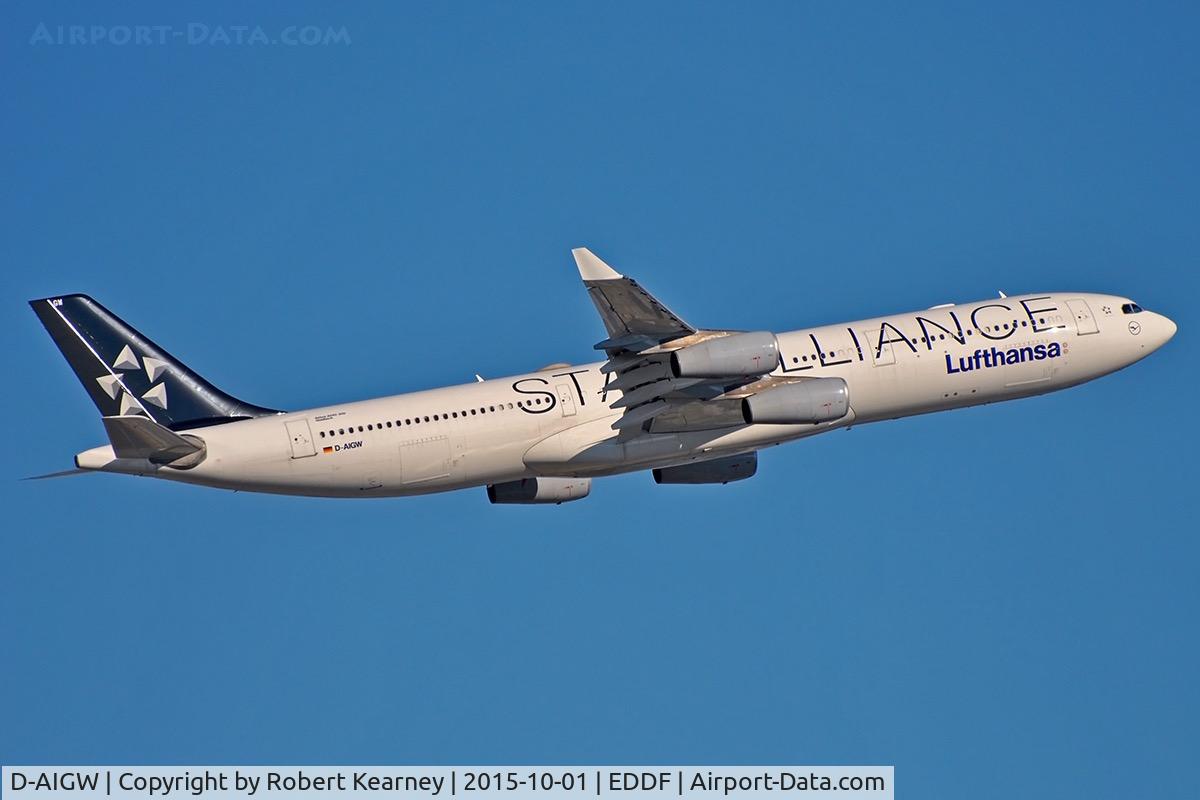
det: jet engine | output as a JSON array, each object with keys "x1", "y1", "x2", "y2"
[
  {"x1": 652, "y1": 452, "x2": 758, "y2": 485},
  {"x1": 741, "y1": 378, "x2": 849, "y2": 424},
  {"x1": 486, "y1": 477, "x2": 591, "y2": 505},
  {"x1": 670, "y1": 331, "x2": 779, "y2": 379}
]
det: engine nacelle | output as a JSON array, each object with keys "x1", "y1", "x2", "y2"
[
  {"x1": 741, "y1": 378, "x2": 849, "y2": 425},
  {"x1": 653, "y1": 452, "x2": 758, "y2": 485},
  {"x1": 670, "y1": 331, "x2": 779, "y2": 379},
  {"x1": 486, "y1": 477, "x2": 591, "y2": 505}
]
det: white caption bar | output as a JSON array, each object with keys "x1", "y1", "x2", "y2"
[{"x1": 3, "y1": 768, "x2": 892, "y2": 800}]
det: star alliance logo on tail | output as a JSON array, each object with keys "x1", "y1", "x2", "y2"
[
  {"x1": 93, "y1": 343, "x2": 170, "y2": 415},
  {"x1": 946, "y1": 343, "x2": 1063, "y2": 374}
]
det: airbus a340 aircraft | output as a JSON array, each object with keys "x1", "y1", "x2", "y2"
[{"x1": 30, "y1": 249, "x2": 1176, "y2": 503}]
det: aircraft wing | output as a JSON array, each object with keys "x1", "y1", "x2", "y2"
[
  {"x1": 572, "y1": 248, "x2": 774, "y2": 432},
  {"x1": 574, "y1": 248, "x2": 696, "y2": 352}
]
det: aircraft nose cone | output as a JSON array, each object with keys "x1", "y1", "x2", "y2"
[{"x1": 1149, "y1": 312, "x2": 1177, "y2": 347}]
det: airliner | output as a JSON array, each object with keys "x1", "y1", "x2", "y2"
[{"x1": 29, "y1": 249, "x2": 1176, "y2": 503}]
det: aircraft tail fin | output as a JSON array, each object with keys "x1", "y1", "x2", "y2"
[{"x1": 29, "y1": 294, "x2": 279, "y2": 430}]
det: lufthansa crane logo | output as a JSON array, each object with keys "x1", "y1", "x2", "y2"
[{"x1": 1128, "y1": 321, "x2": 1142, "y2": 335}]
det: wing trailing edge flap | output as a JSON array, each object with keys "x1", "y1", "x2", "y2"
[
  {"x1": 606, "y1": 361, "x2": 671, "y2": 391},
  {"x1": 572, "y1": 247, "x2": 754, "y2": 432},
  {"x1": 609, "y1": 377, "x2": 706, "y2": 409},
  {"x1": 610, "y1": 400, "x2": 671, "y2": 430}
]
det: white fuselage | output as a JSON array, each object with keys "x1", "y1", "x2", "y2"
[{"x1": 75, "y1": 292, "x2": 1176, "y2": 497}]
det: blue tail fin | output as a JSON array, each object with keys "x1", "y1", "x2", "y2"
[{"x1": 30, "y1": 294, "x2": 279, "y2": 430}]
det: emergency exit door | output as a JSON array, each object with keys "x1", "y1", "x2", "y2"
[
  {"x1": 285, "y1": 419, "x2": 316, "y2": 458},
  {"x1": 863, "y1": 329, "x2": 896, "y2": 365},
  {"x1": 557, "y1": 384, "x2": 577, "y2": 416},
  {"x1": 1066, "y1": 299, "x2": 1099, "y2": 335}
]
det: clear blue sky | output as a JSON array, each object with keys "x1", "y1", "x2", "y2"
[{"x1": 2, "y1": 2, "x2": 1197, "y2": 797}]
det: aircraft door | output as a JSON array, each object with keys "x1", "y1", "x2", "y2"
[
  {"x1": 1066, "y1": 299, "x2": 1099, "y2": 335},
  {"x1": 285, "y1": 419, "x2": 317, "y2": 458},
  {"x1": 556, "y1": 384, "x2": 577, "y2": 417},
  {"x1": 863, "y1": 329, "x2": 896, "y2": 365}
]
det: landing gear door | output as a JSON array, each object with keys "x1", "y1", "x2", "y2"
[
  {"x1": 556, "y1": 384, "x2": 577, "y2": 417},
  {"x1": 285, "y1": 419, "x2": 317, "y2": 458},
  {"x1": 1066, "y1": 299, "x2": 1099, "y2": 335},
  {"x1": 863, "y1": 329, "x2": 896, "y2": 365}
]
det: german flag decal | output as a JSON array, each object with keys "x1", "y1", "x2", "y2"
[{"x1": 322, "y1": 446, "x2": 333, "y2": 454}]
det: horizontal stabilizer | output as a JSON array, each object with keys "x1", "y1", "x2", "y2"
[
  {"x1": 22, "y1": 468, "x2": 91, "y2": 480},
  {"x1": 101, "y1": 415, "x2": 205, "y2": 465}
]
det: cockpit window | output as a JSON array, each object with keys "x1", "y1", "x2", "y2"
[{"x1": 1121, "y1": 303, "x2": 1144, "y2": 314}]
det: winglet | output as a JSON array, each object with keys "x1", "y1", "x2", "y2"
[{"x1": 572, "y1": 248, "x2": 623, "y2": 281}]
